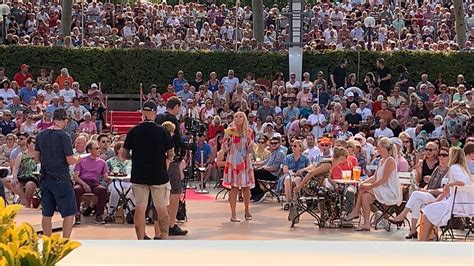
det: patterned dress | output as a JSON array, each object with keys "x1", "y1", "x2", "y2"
[{"x1": 223, "y1": 128, "x2": 255, "y2": 188}]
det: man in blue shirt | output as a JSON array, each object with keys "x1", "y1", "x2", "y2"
[
  {"x1": 282, "y1": 101, "x2": 300, "y2": 125},
  {"x1": 46, "y1": 97, "x2": 60, "y2": 114},
  {"x1": 0, "y1": 110, "x2": 16, "y2": 135},
  {"x1": 464, "y1": 142, "x2": 474, "y2": 174},
  {"x1": 176, "y1": 83, "x2": 193, "y2": 102},
  {"x1": 19, "y1": 78, "x2": 38, "y2": 105},
  {"x1": 251, "y1": 136, "x2": 286, "y2": 202},
  {"x1": 195, "y1": 133, "x2": 212, "y2": 184},
  {"x1": 172, "y1": 70, "x2": 187, "y2": 93}
]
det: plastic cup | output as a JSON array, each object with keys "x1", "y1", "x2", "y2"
[
  {"x1": 342, "y1": 170, "x2": 352, "y2": 181},
  {"x1": 353, "y1": 166, "x2": 361, "y2": 181}
]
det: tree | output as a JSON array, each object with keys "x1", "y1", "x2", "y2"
[
  {"x1": 61, "y1": 0, "x2": 72, "y2": 37},
  {"x1": 252, "y1": 0, "x2": 264, "y2": 42},
  {"x1": 452, "y1": 0, "x2": 466, "y2": 48}
]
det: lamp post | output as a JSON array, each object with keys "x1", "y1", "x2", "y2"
[
  {"x1": 364, "y1": 16, "x2": 375, "y2": 51},
  {"x1": 0, "y1": 2, "x2": 10, "y2": 44}
]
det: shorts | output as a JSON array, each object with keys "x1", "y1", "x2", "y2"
[
  {"x1": 132, "y1": 182, "x2": 171, "y2": 207},
  {"x1": 41, "y1": 178, "x2": 77, "y2": 218},
  {"x1": 168, "y1": 162, "x2": 182, "y2": 195}
]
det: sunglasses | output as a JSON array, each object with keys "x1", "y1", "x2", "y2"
[
  {"x1": 291, "y1": 145, "x2": 300, "y2": 148},
  {"x1": 258, "y1": 141, "x2": 265, "y2": 144},
  {"x1": 403, "y1": 140, "x2": 410, "y2": 143},
  {"x1": 270, "y1": 142, "x2": 279, "y2": 145},
  {"x1": 19, "y1": 137, "x2": 26, "y2": 140},
  {"x1": 319, "y1": 144, "x2": 329, "y2": 147},
  {"x1": 426, "y1": 148, "x2": 436, "y2": 152},
  {"x1": 438, "y1": 153, "x2": 449, "y2": 157},
  {"x1": 101, "y1": 140, "x2": 110, "y2": 144}
]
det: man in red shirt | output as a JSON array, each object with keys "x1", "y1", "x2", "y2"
[{"x1": 13, "y1": 64, "x2": 33, "y2": 87}]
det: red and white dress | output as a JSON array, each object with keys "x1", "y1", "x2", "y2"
[{"x1": 223, "y1": 128, "x2": 255, "y2": 188}]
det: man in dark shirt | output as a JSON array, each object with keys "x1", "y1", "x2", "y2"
[
  {"x1": 124, "y1": 101, "x2": 174, "y2": 240},
  {"x1": 345, "y1": 103, "x2": 363, "y2": 135},
  {"x1": 155, "y1": 96, "x2": 191, "y2": 236},
  {"x1": 35, "y1": 108, "x2": 81, "y2": 238},
  {"x1": 330, "y1": 58, "x2": 348, "y2": 89},
  {"x1": 376, "y1": 58, "x2": 392, "y2": 95},
  {"x1": 0, "y1": 110, "x2": 16, "y2": 135}
]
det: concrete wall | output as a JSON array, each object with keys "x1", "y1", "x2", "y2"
[{"x1": 107, "y1": 94, "x2": 141, "y2": 111}]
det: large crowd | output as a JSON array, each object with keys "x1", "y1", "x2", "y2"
[
  {"x1": 0, "y1": 56, "x2": 473, "y2": 238},
  {"x1": 1, "y1": 0, "x2": 474, "y2": 51}
]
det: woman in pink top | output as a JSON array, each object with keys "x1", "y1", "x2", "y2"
[
  {"x1": 395, "y1": 100, "x2": 411, "y2": 129},
  {"x1": 79, "y1": 112, "x2": 97, "y2": 134}
]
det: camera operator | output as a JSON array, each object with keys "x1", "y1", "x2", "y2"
[{"x1": 155, "y1": 96, "x2": 192, "y2": 236}]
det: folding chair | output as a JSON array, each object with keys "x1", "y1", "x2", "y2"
[
  {"x1": 289, "y1": 177, "x2": 322, "y2": 228},
  {"x1": 371, "y1": 201, "x2": 406, "y2": 231},
  {"x1": 439, "y1": 185, "x2": 474, "y2": 241},
  {"x1": 258, "y1": 179, "x2": 281, "y2": 203}
]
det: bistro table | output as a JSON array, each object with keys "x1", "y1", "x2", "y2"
[
  {"x1": 334, "y1": 179, "x2": 360, "y2": 228},
  {"x1": 106, "y1": 174, "x2": 133, "y2": 222}
]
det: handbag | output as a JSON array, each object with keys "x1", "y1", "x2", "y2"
[
  {"x1": 176, "y1": 199, "x2": 187, "y2": 222},
  {"x1": 288, "y1": 201, "x2": 299, "y2": 224},
  {"x1": 418, "y1": 213, "x2": 438, "y2": 241},
  {"x1": 114, "y1": 206, "x2": 125, "y2": 224}
]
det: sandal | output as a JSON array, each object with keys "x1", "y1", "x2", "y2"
[
  {"x1": 343, "y1": 215, "x2": 359, "y2": 222},
  {"x1": 245, "y1": 214, "x2": 252, "y2": 221},
  {"x1": 283, "y1": 203, "x2": 289, "y2": 211},
  {"x1": 230, "y1": 217, "x2": 241, "y2": 222},
  {"x1": 354, "y1": 227, "x2": 371, "y2": 232}
]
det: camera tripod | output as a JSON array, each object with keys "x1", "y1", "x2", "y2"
[{"x1": 183, "y1": 134, "x2": 208, "y2": 194}]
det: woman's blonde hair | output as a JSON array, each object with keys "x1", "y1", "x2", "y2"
[
  {"x1": 233, "y1": 111, "x2": 249, "y2": 136},
  {"x1": 333, "y1": 146, "x2": 348, "y2": 161},
  {"x1": 162, "y1": 121, "x2": 176, "y2": 133},
  {"x1": 448, "y1": 147, "x2": 471, "y2": 179},
  {"x1": 378, "y1": 137, "x2": 398, "y2": 160}
]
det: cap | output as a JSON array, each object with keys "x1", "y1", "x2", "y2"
[
  {"x1": 91, "y1": 83, "x2": 98, "y2": 88},
  {"x1": 142, "y1": 101, "x2": 157, "y2": 112},
  {"x1": 465, "y1": 90, "x2": 472, "y2": 95},
  {"x1": 20, "y1": 64, "x2": 29, "y2": 69},
  {"x1": 319, "y1": 137, "x2": 331, "y2": 145},
  {"x1": 263, "y1": 122, "x2": 274, "y2": 129},
  {"x1": 17, "y1": 132, "x2": 29, "y2": 138},
  {"x1": 347, "y1": 91, "x2": 354, "y2": 97},
  {"x1": 390, "y1": 137, "x2": 403, "y2": 147}
]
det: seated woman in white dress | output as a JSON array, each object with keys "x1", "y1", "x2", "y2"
[
  {"x1": 389, "y1": 146, "x2": 450, "y2": 239},
  {"x1": 419, "y1": 147, "x2": 474, "y2": 241},
  {"x1": 344, "y1": 137, "x2": 403, "y2": 231}
]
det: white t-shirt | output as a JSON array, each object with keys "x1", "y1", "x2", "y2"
[
  {"x1": 374, "y1": 127, "x2": 394, "y2": 138},
  {"x1": 67, "y1": 105, "x2": 88, "y2": 121},
  {"x1": 304, "y1": 146, "x2": 321, "y2": 162},
  {"x1": 221, "y1": 76, "x2": 240, "y2": 94},
  {"x1": 307, "y1": 113, "x2": 326, "y2": 138},
  {"x1": 404, "y1": 127, "x2": 417, "y2": 140},
  {"x1": 0, "y1": 89, "x2": 17, "y2": 105},
  {"x1": 60, "y1": 89, "x2": 76, "y2": 103},
  {"x1": 356, "y1": 107, "x2": 372, "y2": 120}
]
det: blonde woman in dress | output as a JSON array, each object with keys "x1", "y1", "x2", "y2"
[
  {"x1": 345, "y1": 137, "x2": 402, "y2": 231},
  {"x1": 223, "y1": 112, "x2": 255, "y2": 222},
  {"x1": 420, "y1": 147, "x2": 474, "y2": 241}
]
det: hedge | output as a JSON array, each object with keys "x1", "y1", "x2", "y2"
[{"x1": 0, "y1": 45, "x2": 473, "y2": 94}]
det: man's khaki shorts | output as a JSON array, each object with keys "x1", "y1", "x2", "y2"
[{"x1": 132, "y1": 182, "x2": 171, "y2": 207}]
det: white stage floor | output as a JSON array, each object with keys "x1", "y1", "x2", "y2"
[{"x1": 58, "y1": 240, "x2": 474, "y2": 266}]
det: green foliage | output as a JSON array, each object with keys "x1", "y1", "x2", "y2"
[{"x1": 0, "y1": 46, "x2": 472, "y2": 94}]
